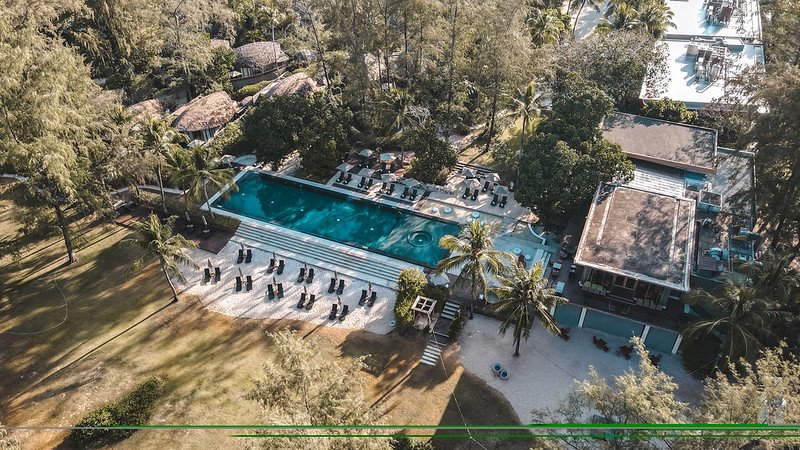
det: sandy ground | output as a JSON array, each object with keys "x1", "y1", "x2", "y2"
[
  {"x1": 572, "y1": 0, "x2": 610, "y2": 39},
  {"x1": 458, "y1": 315, "x2": 704, "y2": 422},
  {"x1": 180, "y1": 240, "x2": 396, "y2": 335}
]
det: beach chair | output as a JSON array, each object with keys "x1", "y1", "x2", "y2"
[
  {"x1": 366, "y1": 178, "x2": 374, "y2": 188},
  {"x1": 387, "y1": 184, "x2": 396, "y2": 195},
  {"x1": 237, "y1": 249, "x2": 244, "y2": 264},
  {"x1": 297, "y1": 293, "x2": 307, "y2": 309},
  {"x1": 491, "y1": 193, "x2": 499, "y2": 206},
  {"x1": 297, "y1": 267, "x2": 306, "y2": 282},
  {"x1": 276, "y1": 260, "x2": 285, "y2": 275},
  {"x1": 268, "y1": 284, "x2": 275, "y2": 300},
  {"x1": 358, "y1": 289, "x2": 368, "y2": 306},
  {"x1": 203, "y1": 268, "x2": 211, "y2": 282},
  {"x1": 339, "y1": 304, "x2": 350, "y2": 321},
  {"x1": 267, "y1": 259, "x2": 276, "y2": 273},
  {"x1": 329, "y1": 304, "x2": 338, "y2": 320},
  {"x1": 368, "y1": 291, "x2": 377, "y2": 307},
  {"x1": 400, "y1": 187, "x2": 409, "y2": 198},
  {"x1": 306, "y1": 268, "x2": 315, "y2": 283},
  {"x1": 336, "y1": 279, "x2": 345, "y2": 295},
  {"x1": 245, "y1": 249, "x2": 252, "y2": 263},
  {"x1": 245, "y1": 275, "x2": 253, "y2": 291},
  {"x1": 336, "y1": 172, "x2": 344, "y2": 183},
  {"x1": 482, "y1": 180, "x2": 490, "y2": 192},
  {"x1": 344, "y1": 173, "x2": 353, "y2": 184},
  {"x1": 381, "y1": 182, "x2": 387, "y2": 191},
  {"x1": 499, "y1": 195, "x2": 507, "y2": 208},
  {"x1": 409, "y1": 189, "x2": 418, "y2": 201},
  {"x1": 235, "y1": 276, "x2": 243, "y2": 292},
  {"x1": 328, "y1": 277, "x2": 336, "y2": 293},
  {"x1": 461, "y1": 187, "x2": 470, "y2": 199},
  {"x1": 470, "y1": 189, "x2": 479, "y2": 201},
  {"x1": 305, "y1": 294, "x2": 316, "y2": 310},
  {"x1": 277, "y1": 283, "x2": 284, "y2": 299},
  {"x1": 357, "y1": 177, "x2": 365, "y2": 188},
  {"x1": 214, "y1": 267, "x2": 221, "y2": 282}
]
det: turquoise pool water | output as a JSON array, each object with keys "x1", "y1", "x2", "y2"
[{"x1": 212, "y1": 171, "x2": 462, "y2": 267}]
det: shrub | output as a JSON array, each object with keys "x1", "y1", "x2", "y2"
[
  {"x1": 206, "y1": 121, "x2": 246, "y2": 157},
  {"x1": 232, "y1": 80, "x2": 271, "y2": 101},
  {"x1": 640, "y1": 98, "x2": 696, "y2": 124},
  {"x1": 394, "y1": 269, "x2": 427, "y2": 330},
  {"x1": 132, "y1": 190, "x2": 241, "y2": 232},
  {"x1": 66, "y1": 377, "x2": 165, "y2": 448},
  {"x1": 448, "y1": 305, "x2": 467, "y2": 341}
]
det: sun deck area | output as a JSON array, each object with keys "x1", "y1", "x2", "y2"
[{"x1": 666, "y1": 0, "x2": 762, "y2": 40}]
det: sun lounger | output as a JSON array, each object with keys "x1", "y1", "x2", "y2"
[
  {"x1": 381, "y1": 182, "x2": 387, "y2": 191},
  {"x1": 491, "y1": 193, "x2": 499, "y2": 206},
  {"x1": 400, "y1": 187, "x2": 409, "y2": 198},
  {"x1": 297, "y1": 267, "x2": 306, "y2": 282},
  {"x1": 306, "y1": 268, "x2": 315, "y2": 283},
  {"x1": 246, "y1": 275, "x2": 253, "y2": 291},
  {"x1": 214, "y1": 267, "x2": 221, "y2": 281},
  {"x1": 336, "y1": 279, "x2": 345, "y2": 295},
  {"x1": 358, "y1": 289, "x2": 368, "y2": 306},
  {"x1": 462, "y1": 187, "x2": 469, "y2": 199},
  {"x1": 339, "y1": 304, "x2": 349, "y2": 321},
  {"x1": 470, "y1": 189, "x2": 479, "y2": 201},
  {"x1": 245, "y1": 249, "x2": 252, "y2": 263},
  {"x1": 329, "y1": 304, "x2": 338, "y2": 320},
  {"x1": 357, "y1": 177, "x2": 365, "y2": 188},
  {"x1": 305, "y1": 294, "x2": 316, "y2": 310},
  {"x1": 204, "y1": 267, "x2": 211, "y2": 282},
  {"x1": 267, "y1": 259, "x2": 276, "y2": 273},
  {"x1": 268, "y1": 284, "x2": 275, "y2": 300},
  {"x1": 368, "y1": 291, "x2": 377, "y2": 307},
  {"x1": 387, "y1": 184, "x2": 395, "y2": 194},
  {"x1": 277, "y1": 283, "x2": 284, "y2": 299},
  {"x1": 344, "y1": 173, "x2": 353, "y2": 184},
  {"x1": 328, "y1": 278, "x2": 336, "y2": 293},
  {"x1": 499, "y1": 195, "x2": 507, "y2": 208},
  {"x1": 235, "y1": 276, "x2": 242, "y2": 292},
  {"x1": 336, "y1": 172, "x2": 344, "y2": 183},
  {"x1": 366, "y1": 178, "x2": 374, "y2": 188},
  {"x1": 237, "y1": 249, "x2": 244, "y2": 264},
  {"x1": 297, "y1": 293, "x2": 307, "y2": 309},
  {"x1": 482, "y1": 180, "x2": 490, "y2": 192},
  {"x1": 276, "y1": 260, "x2": 285, "y2": 275},
  {"x1": 409, "y1": 189, "x2": 418, "y2": 201}
]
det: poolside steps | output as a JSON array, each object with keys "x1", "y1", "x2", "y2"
[
  {"x1": 420, "y1": 339, "x2": 446, "y2": 366},
  {"x1": 440, "y1": 301, "x2": 461, "y2": 321},
  {"x1": 234, "y1": 220, "x2": 411, "y2": 289}
]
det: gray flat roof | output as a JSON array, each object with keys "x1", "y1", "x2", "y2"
[
  {"x1": 575, "y1": 184, "x2": 695, "y2": 292},
  {"x1": 602, "y1": 112, "x2": 717, "y2": 174},
  {"x1": 666, "y1": 0, "x2": 761, "y2": 40}
]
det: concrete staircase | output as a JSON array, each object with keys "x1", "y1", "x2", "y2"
[
  {"x1": 420, "y1": 339, "x2": 446, "y2": 366},
  {"x1": 234, "y1": 220, "x2": 411, "y2": 289},
  {"x1": 440, "y1": 301, "x2": 461, "y2": 321},
  {"x1": 419, "y1": 301, "x2": 462, "y2": 366}
]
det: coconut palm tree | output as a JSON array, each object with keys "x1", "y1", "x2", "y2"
[
  {"x1": 142, "y1": 119, "x2": 186, "y2": 213},
  {"x1": 572, "y1": 0, "x2": 606, "y2": 37},
  {"x1": 637, "y1": 1, "x2": 674, "y2": 39},
  {"x1": 167, "y1": 146, "x2": 237, "y2": 218},
  {"x1": 685, "y1": 278, "x2": 789, "y2": 363},
  {"x1": 490, "y1": 263, "x2": 565, "y2": 357},
  {"x1": 597, "y1": 0, "x2": 640, "y2": 32},
  {"x1": 526, "y1": 8, "x2": 566, "y2": 47},
  {"x1": 736, "y1": 252, "x2": 800, "y2": 308},
  {"x1": 505, "y1": 80, "x2": 543, "y2": 151},
  {"x1": 123, "y1": 214, "x2": 198, "y2": 302},
  {"x1": 379, "y1": 88, "x2": 424, "y2": 163},
  {"x1": 435, "y1": 221, "x2": 514, "y2": 319}
]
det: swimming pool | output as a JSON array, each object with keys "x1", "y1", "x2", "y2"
[{"x1": 211, "y1": 171, "x2": 462, "y2": 267}]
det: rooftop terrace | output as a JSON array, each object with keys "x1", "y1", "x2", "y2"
[
  {"x1": 575, "y1": 184, "x2": 695, "y2": 292},
  {"x1": 666, "y1": 0, "x2": 761, "y2": 40}
]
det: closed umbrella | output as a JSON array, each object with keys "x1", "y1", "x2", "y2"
[
  {"x1": 201, "y1": 215, "x2": 208, "y2": 228},
  {"x1": 207, "y1": 258, "x2": 213, "y2": 269},
  {"x1": 272, "y1": 275, "x2": 277, "y2": 286},
  {"x1": 238, "y1": 267, "x2": 244, "y2": 278},
  {"x1": 184, "y1": 210, "x2": 192, "y2": 222},
  {"x1": 368, "y1": 282, "x2": 373, "y2": 293}
]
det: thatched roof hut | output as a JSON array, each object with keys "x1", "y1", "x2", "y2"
[
  {"x1": 234, "y1": 41, "x2": 289, "y2": 69},
  {"x1": 210, "y1": 38, "x2": 230, "y2": 49},
  {"x1": 256, "y1": 72, "x2": 324, "y2": 99},
  {"x1": 171, "y1": 92, "x2": 237, "y2": 133},
  {"x1": 127, "y1": 99, "x2": 164, "y2": 121}
]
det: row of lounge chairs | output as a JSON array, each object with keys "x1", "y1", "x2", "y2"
[
  {"x1": 328, "y1": 278, "x2": 346, "y2": 295},
  {"x1": 203, "y1": 267, "x2": 222, "y2": 282},
  {"x1": 235, "y1": 275, "x2": 254, "y2": 292}
]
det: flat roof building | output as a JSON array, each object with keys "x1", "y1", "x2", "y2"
[{"x1": 666, "y1": 0, "x2": 761, "y2": 41}]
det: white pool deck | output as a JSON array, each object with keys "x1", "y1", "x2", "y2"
[{"x1": 458, "y1": 315, "x2": 704, "y2": 421}]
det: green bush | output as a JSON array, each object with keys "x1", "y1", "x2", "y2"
[
  {"x1": 681, "y1": 335, "x2": 720, "y2": 379},
  {"x1": 448, "y1": 305, "x2": 467, "y2": 341},
  {"x1": 132, "y1": 190, "x2": 241, "y2": 232},
  {"x1": 394, "y1": 269, "x2": 427, "y2": 330},
  {"x1": 206, "y1": 121, "x2": 246, "y2": 157},
  {"x1": 232, "y1": 80, "x2": 271, "y2": 101},
  {"x1": 66, "y1": 377, "x2": 165, "y2": 448}
]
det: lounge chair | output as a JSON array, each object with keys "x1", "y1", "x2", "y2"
[
  {"x1": 409, "y1": 189, "x2": 418, "y2": 201},
  {"x1": 276, "y1": 260, "x2": 285, "y2": 275},
  {"x1": 618, "y1": 345, "x2": 633, "y2": 360},
  {"x1": 305, "y1": 294, "x2": 316, "y2": 310},
  {"x1": 328, "y1": 278, "x2": 337, "y2": 293},
  {"x1": 277, "y1": 283, "x2": 284, "y2": 299},
  {"x1": 297, "y1": 293, "x2": 307, "y2": 309},
  {"x1": 267, "y1": 259, "x2": 276, "y2": 273},
  {"x1": 339, "y1": 304, "x2": 350, "y2": 321},
  {"x1": 470, "y1": 189, "x2": 479, "y2": 201},
  {"x1": 400, "y1": 187, "x2": 409, "y2": 198},
  {"x1": 246, "y1": 275, "x2": 253, "y2": 291},
  {"x1": 306, "y1": 268, "x2": 315, "y2": 283},
  {"x1": 203, "y1": 267, "x2": 211, "y2": 282},
  {"x1": 482, "y1": 180, "x2": 490, "y2": 192},
  {"x1": 297, "y1": 267, "x2": 306, "y2": 282},
  {"x1": 336, "y1": 172, "x2": 344, "y2": 183},
  {"x1": 245, "y1": 249, "x2": 252, "y2": 263},
  {"x1": 214, "y1": 267, "x2": 221, "y2": 282},
  {"x1": 366, "y1": 178, "x2": 374, "y2": 188},
  {"x1": 344, "y1": 173, "x2": 353, "y2": 184},
  {"x1": 381, "y1": 182, "x2": 387, "y2": 191},
  {"x1": 268, "y1": 284, "x2": 275, "y2": 300},
  {"x1": 358, "y1": 289, "x2": 368, "y2": 306},
  {"x1": 235, "y1": 276, "x2": 242, "y2": 292},
  {"x1": 336, "y1": 279, "x2": 345, "y2": 295},
  {"x1": 559, "y1": 327, "x2": 570, "y2": 341},
  {"x1": 499, "y1": 195, "x2": 507, "y2": 208},
  {"x1": 367, "y1": 291, "x2": 377, "y2": 307},
  {"x1": 328, "y1": 304, "x2": 338, "y2": 320},
  {"x1": 461, "y1": 187, "x2": 469, "y2": 199},
  {"x1": 387, "y1": 184, "x2": 396, "y2": 195},
  {"x1": 237, "y1": 249, "x2": 244, "y2": 264},
  {"x1": 491, "y1": 193, "x2": 499, "y2": 206},
  {"x1": 357, "y1": 177, "x2": 365, "y2": 188}
]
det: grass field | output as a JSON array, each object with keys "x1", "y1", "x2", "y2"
[{"x1": 0, "y1": 187, "x2": 529, "y2": 450}]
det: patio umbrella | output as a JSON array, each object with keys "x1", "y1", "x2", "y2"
[
  {"x1": 304, "y1": 262, "x2": 308, "y2": 270},
  {"x1": 207, "y1": 258, "x2": 213, "y2": 269},
  {"x1": 401, "y1": 178, "x2": 421, "y2": 188},
  {"x1": 240, "y1": 242, "x2": 245, "y2": 251},
  {"x1": 358, "y1": 167, "x2": 375, "y2": 178},
  {"x1": 272, "y1": 251, "x2": 277, "y2": 261},
  {"x1": 461, "y1": 167, "x2": 477, "y2": 178},
  {"x1": 201, "y1": 215, "x2": 208, "y2": 228},
  {"x1": 464, "y1": 178, "x2": 482, "y2": 189},
  {"x1": 272, "y1": 275, "x2": 277, "y2": 286},
  {"x1": 379, "y1": 152, "x2": 396, "y2": 162},
  {"x1": 368, "y1": 281, "x2": 372, "y2": 293},
  {"x1": 238, "y1": 267, "x2": 244, "y2": 278},
  {"x1": 484, "y1": 172, "x2": 500, "y2": 183},
  {"x1": 358, "y1": 148, "x2": 373, "y2": 158},
  {"x1": 493, "y1": 185, "x2": 510, "y2": 196},
  {"x1": 381, "y1": 173, "x2": 397, "y2": 183},
  {"x1": 184, "y1": 210, "x2": 192, "y2": 222},
  {"x1": 336, "y1": 162, "x2": 353, "y2": 173},
  {"x1": 304, "y1": 285, "x2": 308, "y2": 294}
]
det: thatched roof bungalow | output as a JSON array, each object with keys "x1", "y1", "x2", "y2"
[
  {"x1": 232, "y1": 41, "x2": 290, "y2": 89},
  {"x1": 255, "y1": 72, "x2": 324, "y2": 100},
  {"x1": 127, "y1": 99, "x2": 165, "y2": 122},
  {"x1": 171, "y1": 92, "x2": 237, "y2": 141}
]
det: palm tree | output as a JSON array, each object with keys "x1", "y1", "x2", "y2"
[
  {"x1": 167, "y1": 146, "x2": 237, "y2": 218},
  {"x1": 597, "y1": 0, "x2": 640, "y2": 32},
  {"x1": 685, "y1": 278, "x2": 789, "y2": 363},
  {"x1": 142, "y1": 119, "x2": 186, "y2": 213},
  {"x1": 526, "y1": 8, "x2": 566, "y2": 47},
  {"x1": 637, "y1": 1, "x2": 674, "y2": 39},
  {"x1": 505, "y1": 80, "x2": 543, "y2": 151},
  {"x1": 490, "y1": 263, "x2": 565, "y2": 357},
  {"x1": 123, "y1": 214, "x2": 198, "y2": 302},
  {"x1": 435, "y1": 221, "x2": 514, "y2": 319},
  {"x1": 736, "y1": 252, "x2": 800, "y2": 309},
  {"x1": 572, "y1": 0, "x2": 606, "y2": 37}
]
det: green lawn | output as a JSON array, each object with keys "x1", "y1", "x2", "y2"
[{"x1": 0, "y1": 187, "x2": 524, "y2": 450}]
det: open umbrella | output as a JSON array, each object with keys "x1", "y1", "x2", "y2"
[
  {"x1": 381, "y1": 173, "x2": 397, "y2": 183},
  {"x1": 493, "y1": 185, "x2": 510, "y2": 196},
  {"x1": 358, "y1": 167, "x2": 375, "y2": 178},
  {"x1": 464, "y1": 178, "x2": 482, "y2": 189},
  {"x1": 379, "y1": 152, "x2": 396, "y2": 162},
  {"x1": 358, "y1": 148, "x2": 373, "y2": 158},
  {"x1": 485, "y1": 172, "x2": 500, "y2": 183},
  {"x1": 401, "y1": 178, "x2": 421, "y2": 188},
  {"x1": 336, "y1": 162, "x2": 353, "y2": 173},
  {"x1": 461, "y1": 167, "x2": 477, "y2": 178}
]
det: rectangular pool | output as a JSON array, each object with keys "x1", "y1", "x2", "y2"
[{"x1": 211, "y1": 171, "x2": 462, "y2": 267}]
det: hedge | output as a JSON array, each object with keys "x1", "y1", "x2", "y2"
[
  {"x1": 132, "y1": 190, "x2": 240, "y2": 233},
  {"x1": 448, "y1": 304, "x2": 467, "y2": 341},
  {"x1": 232, "y1": 80, "x2": 271, "y2": 101},
  {"x1": 66, "y1": 377, "x2": 165, "y2": 448},
  {"x1": 394, "y1": 269, "x2": 427, "y2": 330}
]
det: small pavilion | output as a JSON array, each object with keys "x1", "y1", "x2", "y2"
[{"x1": 411, "y1": 295, "x2": 438, "y2": 330}]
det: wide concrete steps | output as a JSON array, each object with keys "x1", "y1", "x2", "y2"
[
  {"x1": 420, "y1": 340, "x2": 446, "y2": 366},
  {"x1": 234, "y1": 220, "x2": 410, "y2": 289},
  {"x1": 440, "y1": 301, "x2": 461, "y2": 321}
]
